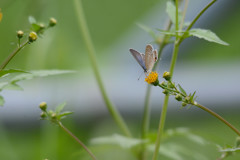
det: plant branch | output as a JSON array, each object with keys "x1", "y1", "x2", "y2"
[
  {"x1": 152, "y1": 42, "x2": 179, "y2": 160},
  {"x1": 58, "y1": 122, "x2": 97, "y2": 160},
  {"x1": 194, "y1": 103, "x2": 240, "y2": 136},
  {"x1": 179, "y1": 0, "x2": 217, "y2": 44},
  {"x1": 0, "y1": 41, "x2": 29, "y2": 71},
  {"x1": 139, "y1": 19, "x2": 172, "y2": 160},
  {"x1": 73, "y1": 0, "x2": 131, "y2": 137}
]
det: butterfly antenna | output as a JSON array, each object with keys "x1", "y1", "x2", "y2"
[{"x1": 137, "y1": 71, "x2": 145, "y2": 81}]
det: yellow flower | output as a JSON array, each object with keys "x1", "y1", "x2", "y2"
[{"x1": 145, "y1": 71, "x2": 159, "y2": 85}]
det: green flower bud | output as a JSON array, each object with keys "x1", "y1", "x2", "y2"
[
  {"x1": 162, "y1": 89, "x2": 169, "y2": 95},
  {"x1": 40, "y1": 112, "x2": 47, "y2": 118},
  {"x1": 175, "y1": 94, "x2": 183, "y2": 101},
  {"x1": 49, "y1": 18, "x2": 57, "y2": 27},
  {"x1": 39, "y1": 102, "x2": 47, "y2": 111},
  {"x1": 17, "y1": 30, "x2": 24, "y2": 39},
  {"x1": 51, "y1": 113, "x2": 57, "y2": 120},
  {"x1": 163, "y1": 71, "x2": 171, "y2": 81},
  {"x1": 182, "y1": 102, "x2": 187, "y2": 107},
  {"x1": 235, "y1": 137, "x2": 240, "y2": 147},
  {"x1": 39, "y1": 23, "x2": 45, "y2": 29},
  {"x1": 160, "y1": 81, "x2": 167, "y2": 87},
  {"x1": 184, "y1": 96, "x2": 191, "y2": 103},
  {"x1": 28, "y1": 31, "x2": 37, "y2": 42},
  {"x1": 168, "y1": 83, "x2": 175, "y2": 89}
]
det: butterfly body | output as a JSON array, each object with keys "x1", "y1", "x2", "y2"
[{"x1": 130, "y1": 44, "x2": 158, "y2": 73}]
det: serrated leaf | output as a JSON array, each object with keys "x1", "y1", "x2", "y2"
[
  {"x1": 137, "y1": 23, "x2": 157, "y2": 40},
  {"x1": 91, "y1": 134, "x2": 147, "y2": 149},
  {"x1": 178, "y1": 84, "x2": 187, "y2": 96},
  {"x1": 55, "y1": 102, "x2": 66, "y2": 114},
  {"x1": 28, "y1": 16, "x2": 36, "y2": 24},
  {"x1": 0, "y1": 69, "x2": 28, "y2": 78},
  {"x1": 166, "y1": 1, "x2": 182, "y2": 24},
  {"x1": 188, "y1": 28, "x2": 229, "y2": 46},
  {"x1": 0, "y1": 95, "x2": 5, "y2": 106}
]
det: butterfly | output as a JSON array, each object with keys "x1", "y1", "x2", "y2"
[{"x1": 129, "y1": 44, "x2": 158, "y2": 74}]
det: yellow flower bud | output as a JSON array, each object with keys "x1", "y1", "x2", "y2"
[
  {"x1": 28, "y1": 31, "x2": 37, "y2": 42},
  {"x1": 49, "y1": 18, "x2": 57, "y2": 27},
  {"x1": 17, "y1": 30, "x2": 24, "y2": 39}
]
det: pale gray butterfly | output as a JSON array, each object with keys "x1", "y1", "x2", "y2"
[{"x1": 130, "y1": 44, "x2": 158, "y2": 74}]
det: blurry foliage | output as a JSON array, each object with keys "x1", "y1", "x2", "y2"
[{"x1": 0, "y1": 0, "x2": 239, "y2": 70}]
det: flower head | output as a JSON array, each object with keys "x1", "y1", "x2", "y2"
[
  {"x1": 145, "y1": 71, "x2": 159, "y2": 86},
  {"x1": 28, "y1": 31, "x2": 37, "y2": 42}
]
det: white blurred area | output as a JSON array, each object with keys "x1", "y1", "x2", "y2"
[{"x1": 0, "y1": 0, "x2": 239, "y2": 121}]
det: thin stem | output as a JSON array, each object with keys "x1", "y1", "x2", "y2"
[
  {"x1": 194, "y1": 103, "x2": 240, "y2": 136},
  {"x1": 58, "y1": 122, "x2": 97, "y2": 160},
  {"x1": 73, "y1": 0, "x2": 131, "y2": 137},
  {"x1": 152, "y1": 95, "x2": 170, "y2": 160},
  {"x1": 139, "y1": 20, "x2": 172, "y2": 160},
  {"x1": 0, "y1": 41, "x2": 29, "y2": 71},
  {"x1": 179, "y1": 0, "x2": 189, "y2": 31},
  {"x1": 179, "y1": 0, "x2": 217, "y2": 44},
  {"x1": 152, "y1": 42, "x2": 179, "y2": 160}
]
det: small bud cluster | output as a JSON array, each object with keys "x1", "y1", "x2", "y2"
[
  {"x1": 148, "y1": 71, "x2": 198, "y2": 108},
  {"x1": 16, "y1": 17, "x2": 57, "y2": 45},
  {"x1": 39, "y1": 102, "x2": 73, "y2": 124}
]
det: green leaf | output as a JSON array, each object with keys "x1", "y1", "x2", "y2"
[
  {"x1": 137, "y1": 23, "x2": 157, "y2": 40},
  {"x1": 0, "y1": 95, "x2": 5, "y2": 106},
  {"x1": 31, "y1": 23, "x2": 41, "y2": 32},
  {"x1": 28, "y1": 16, "x2": 36, "y2": 24},
  {"x1": 188, "y1": 28, "x2": 229, "y2": 46},
  {"x1": 91, "y1": 134, "x2": 147, "y2": 149},
  {"x1": 166, "y1": 1, "x2": 182, "y2": 24},
  {"x1": 157, "y1": 29, "x2": 176, "y2": 36},
  {"x1": 0, "y1": 82, "x2": 9, "y2": 91},
  {"x1": 10, "y1": 70, "x2": 75, "y2": 83},
  {"x1": 0, "y1": 69, "x2": 28, "y2": 78},
  {"x1": 55, "y1": 102, "x2": 67, "y2": 114},
  {"x1": 58, "y1": 111, "x2": 73, "y2": 120},
  {"x1": 178, "y1": 84, "x2": 187, "y2": 96},
  {"x1": 2, "y1": 83, "x2": 23, "y2": 90}
]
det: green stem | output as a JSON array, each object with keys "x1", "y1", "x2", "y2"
[
  {"x1": 0, "y1": 41, "x2": 29, "y2": 71},
  {"x1": 152, "y1": 42, "x2": 179, "y2": 160},
  {"x1": 175, "y1": 0, "x2": 179, "y2": 38},
  {"x1": 58, "y1": 122, "x2": 97, "y2": 160},
  {"x1": 152, "y1": 95, "x2": 170, "y2": 160},
  {"x1": 179, "y1": 0, "x2": 217, "y2": 44},
  {"x1": 179, "y1": 0, "x2": 189, "y2": 31},
  {"x1": 73, "y1": 0, "x2": 131, "y2": 137},
  {"x1": 194, "y1": 103, "x2": 240, "y2": 136},
  {"x1": 141, "y1": 19, "x2": 172, "y2": 140},
  {"x1": 139, "y1": 20, "x2": 172, "y2": 160}
]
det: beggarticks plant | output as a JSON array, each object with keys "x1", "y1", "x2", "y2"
[
  {"x1": 66, "y1": 0, "x2": 240, "y2": 160},
  {"x1": 17, "y1": 0, "x2": 238, "y2": 160},
  {"x1": 38, "y1": 102, "x2": 97, "y2": 160},
  {"x1": 0, "y1": 16, "x2": 69, "y2": 106}
]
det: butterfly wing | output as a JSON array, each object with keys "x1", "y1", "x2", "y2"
[
  {"x1": 145, "y1": 44, "x2": 157, "y2": 72},
  {"x1": 129, "y1": 49, "x2": 147, "y2": 72}
]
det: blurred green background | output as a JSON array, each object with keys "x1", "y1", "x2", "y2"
[{"x1": 0, "y1": 0, "x2": 240, "y2": 159}]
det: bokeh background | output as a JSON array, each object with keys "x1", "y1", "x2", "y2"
[{"x1": 0, "y1": 0, "x2": 239, "y2": 159}]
